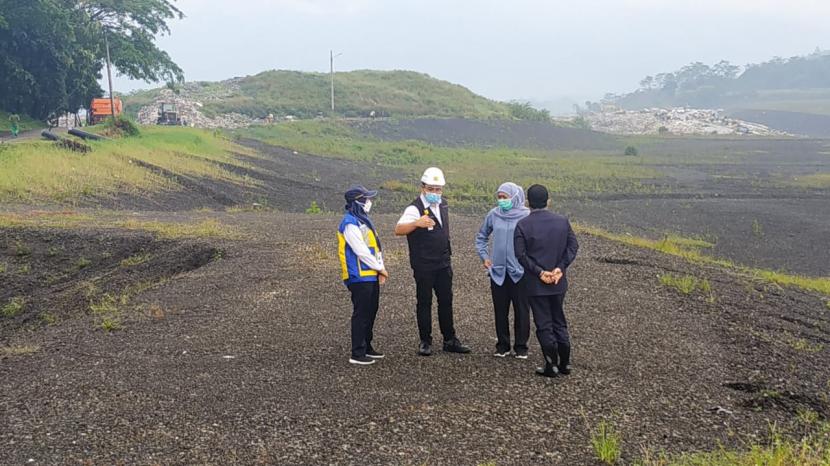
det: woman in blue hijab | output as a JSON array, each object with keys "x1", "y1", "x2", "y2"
[
  {"x1": 475, "y1": 182, "x2": 531, "y2": 358},
  {"x1": 338, "y1": 185, "x2": 388, "y2": 366}
]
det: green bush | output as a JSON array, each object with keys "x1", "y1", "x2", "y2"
[
  {"x1": 101, "y1": 116, "x2": 141, "y2": 137},
  {"x1": 306, "y1": 201, "x2": 323, "y2": 214},
  {"x1": 624, "y1": 146, "x2": 639, "y2": 156}
]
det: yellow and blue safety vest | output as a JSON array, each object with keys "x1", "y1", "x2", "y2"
[{"x1": 338, "y1": 213, "x2": 380, "y2": 285}]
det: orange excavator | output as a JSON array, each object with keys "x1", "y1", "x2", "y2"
[{"x1": 88, "y1": 97, "x2": 123, "y2": 124}]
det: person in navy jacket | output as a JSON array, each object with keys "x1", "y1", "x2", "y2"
[{"x1": 513, "y1": 184, "x2": 579, "y2": 377}]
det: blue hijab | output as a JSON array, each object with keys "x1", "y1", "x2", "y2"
[
  {"x1": 492, "y1": 182, "x2": 530, "y2": 220},
  {"x1": 344, "y1": 186, "x2": 381, "y2": 250}
]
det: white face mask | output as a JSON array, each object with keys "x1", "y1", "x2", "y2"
[{"x1": 362, "y1": 199, "x2": 373, "y2": 213}]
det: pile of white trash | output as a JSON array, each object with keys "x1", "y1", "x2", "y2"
[{"x1": 583, "y1": 107, "x2": 789, "y2": 136}]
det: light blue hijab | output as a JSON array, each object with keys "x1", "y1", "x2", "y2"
[{"x1": 492, "y1": 182, "x2": 530, "y2": 220}]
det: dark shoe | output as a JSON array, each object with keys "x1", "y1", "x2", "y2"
[
  {"x1": 535, "y1": 365, "x2": 558, "y2": 377},
  {"x1": 366, "y1": 346, "x2": 385, "y2": 359},
  {"x1": 349, "y1": 356, "x2": 376, "y2": 366},
  {"x1": 514, "y1": 351, "x2": 529, "y2": 360},
  {"x1": 443, "y1": 338, "x2": 471, "y2": 354},
  {"x1": 418, "y1": 341, "x2": 432, "y2": 356},
  {"x1": 493, "y1": 350, "x2": 510, "y2": 358},
  {"x1": 557, "y1": 343, "x2": 572, "y2": 375},
  {"x1": 535, "y1": 344, "x2": 559, "y2": 377}
]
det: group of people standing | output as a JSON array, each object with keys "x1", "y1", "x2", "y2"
[{"x1": 337, "y1": 167, "x2": 579, "y2": 378}]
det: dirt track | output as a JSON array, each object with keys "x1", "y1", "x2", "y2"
[{"x1": 2, "y1": 212, "x2": 829, "y2": 464}]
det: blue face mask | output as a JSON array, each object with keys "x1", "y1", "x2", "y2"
[
  {"x1": 425, "y1": 193, "x2": 441, "y2": 204},
  {"x1": 497, "y1": 198, "x2": 513, "y2": 211}
]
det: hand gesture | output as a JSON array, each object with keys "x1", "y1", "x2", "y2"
[
  {"x1": 379, "y1": 268, "x2": 389, "y2": 285},
  {"x1": 483, "y1": 259, "x2": 493, "y2": 270},
  {"x1": 415, "y1": 215, "x2": 435, "y2": 229}
]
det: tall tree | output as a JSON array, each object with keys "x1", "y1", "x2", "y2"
[
  {"x1": 76, "y1": 0, "x2": 185, "y2": 83},
  {"x1": 0, "y1": 0, "x2": 184, "y2": 119}
]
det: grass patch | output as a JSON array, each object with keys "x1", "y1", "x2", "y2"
[
  {"x1": 783, "y1": 332, "x2": 825, "y2": 353},
  {"x1": 659, "y1": 274, "x2": 713, "y2": 299},
  {"x1": 120, "y1": 253, "x2": 151, "y2": 267},
  {"x1": 0, "y1": 345, "x2": 40, "y2": 357},
  {"x1": 2, "y1": 297, "x2": 25, "y2": 317},
  {"x1": 116, "y1": 218, "x2": 236, "y2": 239},
  {"x1": 0, "y1": 126, "x2": 255, "y2": 202},
  {"x1": 637, "y1": 422, "x2": 830, "y2": 466},
  {"x1": 0, "y1": 212, "x2": 238, "y2": 240},
  {"x1": 76, "y1": 257, "x2": 92, "y2": 269},
  {"x1": 100, "y1": 315, "x2": 123, "y2": 332},
  {"x1": 591, "y1": 420, "x2": 622, "y2": 465},
  {"x1": 576, "y1": 224, "x2": 830, "y2": 296},
  {"x1": 793, "y1": 173, "x2": 830, "y2": 189}
]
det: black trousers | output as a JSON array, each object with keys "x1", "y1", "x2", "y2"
[
  {"x1": 490, "y1": 277, "x2": 530, "y2": 353},
  {"x1": 413, "y1": 266, "x2": 456, "y2": 344},
  {"x1": 528, "y1": 293, "x2": 570, "y2": 350},
  {"x1": 347, "y1": 281, "x2": 379, "y2": 358}
]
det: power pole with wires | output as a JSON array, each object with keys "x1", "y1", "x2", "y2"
[
  {"x1": 105, "y1": 32, "x2": 116, "y2": 123},
  {"x1": 330, "y1": 50, "x2": 342, "y2": 113}
]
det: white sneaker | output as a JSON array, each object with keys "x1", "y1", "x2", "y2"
[
  {"x1": 493, "y1": 351, "x2": 510, "y2": 358},
  {"x1": 515, "y1": 353, "x2": 529, "y2": 360},
  {"x1": 349, "y1": 356, "x2": 376, "y2": 365}
]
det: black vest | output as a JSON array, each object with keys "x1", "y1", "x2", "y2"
[{"x1": 406, "y1": 197, "x2": 452, "y2": 271}]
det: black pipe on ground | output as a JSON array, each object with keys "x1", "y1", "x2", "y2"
[
  {"x1": 69, "y1": 128, "x2": 107, "y2": 141},
  {"x1": 41, "y1": 131, "x2": 59, "y2": 141}
]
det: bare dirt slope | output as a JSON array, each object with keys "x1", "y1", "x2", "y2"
[{"x1": 2, "y1": 212, "x2": 828, "y2": 465}]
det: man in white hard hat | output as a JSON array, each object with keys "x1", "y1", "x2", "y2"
[{"x1": 395, "y1": 167, "x2": 471, "y2": 356}]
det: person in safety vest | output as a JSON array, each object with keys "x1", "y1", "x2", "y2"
[{"x1": 338, "y1": 185, "x2": 389, "y2": 365}]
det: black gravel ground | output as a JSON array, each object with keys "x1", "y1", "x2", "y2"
[{"x1": 2, "y1": 212, "x2": 828, "y2": 465}]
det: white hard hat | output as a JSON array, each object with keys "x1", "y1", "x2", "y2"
[{"x1": 420, "y1": 167, "x2": 446, "y2": 186}]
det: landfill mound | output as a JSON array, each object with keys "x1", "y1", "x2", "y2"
[
  {"x1": 136, "y1": 88, "x2": 255, "y2": 129},
  {"x1": 583, "y1": 107, "x2": 790, "y2": 136}
]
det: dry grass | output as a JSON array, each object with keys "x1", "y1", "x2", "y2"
[
  {"x1": 0, "y1": 211, "x2": 239, "y2": 240},
  {"x1": 0, "y1": 345, "x2": 40, "y2": 357},
  {"x1": 576, "y1": 224, "x2": 830, "y2": 296},
  {"x1": 0, "y1": 126, "x2": 256, "y2": 202}
]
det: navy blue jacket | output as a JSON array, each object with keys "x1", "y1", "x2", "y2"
[{"x1": 513, "y1": 209, "x2": 579, "y2": 296}]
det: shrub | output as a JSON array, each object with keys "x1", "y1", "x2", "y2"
[
  {"x1": 624, "y1": 145, "x2": 639, "y2": 156},
  {"x1": 2, "y1": 297, "x2": 25, "y2": 317},
  {"x1": 591, "y1": 420, "x2": 621, "y2": 465},
  {"x1": 306, "y1": 201, "x2": 323, "y2": 214},
  {"x1": 101, "y1": 116, "x2": 141, "y2": 137}
]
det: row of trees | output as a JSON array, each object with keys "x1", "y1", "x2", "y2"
[
  {"x1": 0, "y1": 0, "x2": 184, "y2": 120},
  {"x1": 609, "y1": 50, "x2": 830, "y2": 109}
]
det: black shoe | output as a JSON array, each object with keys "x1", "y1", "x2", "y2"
[
  {"x1": 535, "y1": 365, "x2": 559, "y2": 377},
  {"x1": 366, "y1": 346, "x2": 385, "y2": 359},
  {"x1": 443, "y1": 338, "x2": 471, "y2": 354},
  {"x1": 349, "y1": 356, "x2": 376, "y2": 366},
  {"x1": 557, "y1": 343, "x2": 572, "y2": 375},
  {"x1": 536, "y1": 344, "x2": 559, "y2": 377},
  {"x1": 418, "y1": 341, "x2": 432, "y2": 356}
]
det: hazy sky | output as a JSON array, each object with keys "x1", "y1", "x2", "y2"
[{"x1": 112, "y1": 0, "x2": 829, "y2": 104}]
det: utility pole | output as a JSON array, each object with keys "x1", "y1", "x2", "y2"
[
  {"x1": 330, "y1": 50, "x2": 342, "y2": 113},
  {"x1": 105, "y1": 32, "x2": 116, "y2": 123}
]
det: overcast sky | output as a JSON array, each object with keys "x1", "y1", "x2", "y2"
[{"x1": 112, "y1": 0, "x2": 829, "y2": 105}]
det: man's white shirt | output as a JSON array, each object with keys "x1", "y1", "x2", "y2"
[{"x1": 396, "y1": 194, "x2": 442, "y2": 226}]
